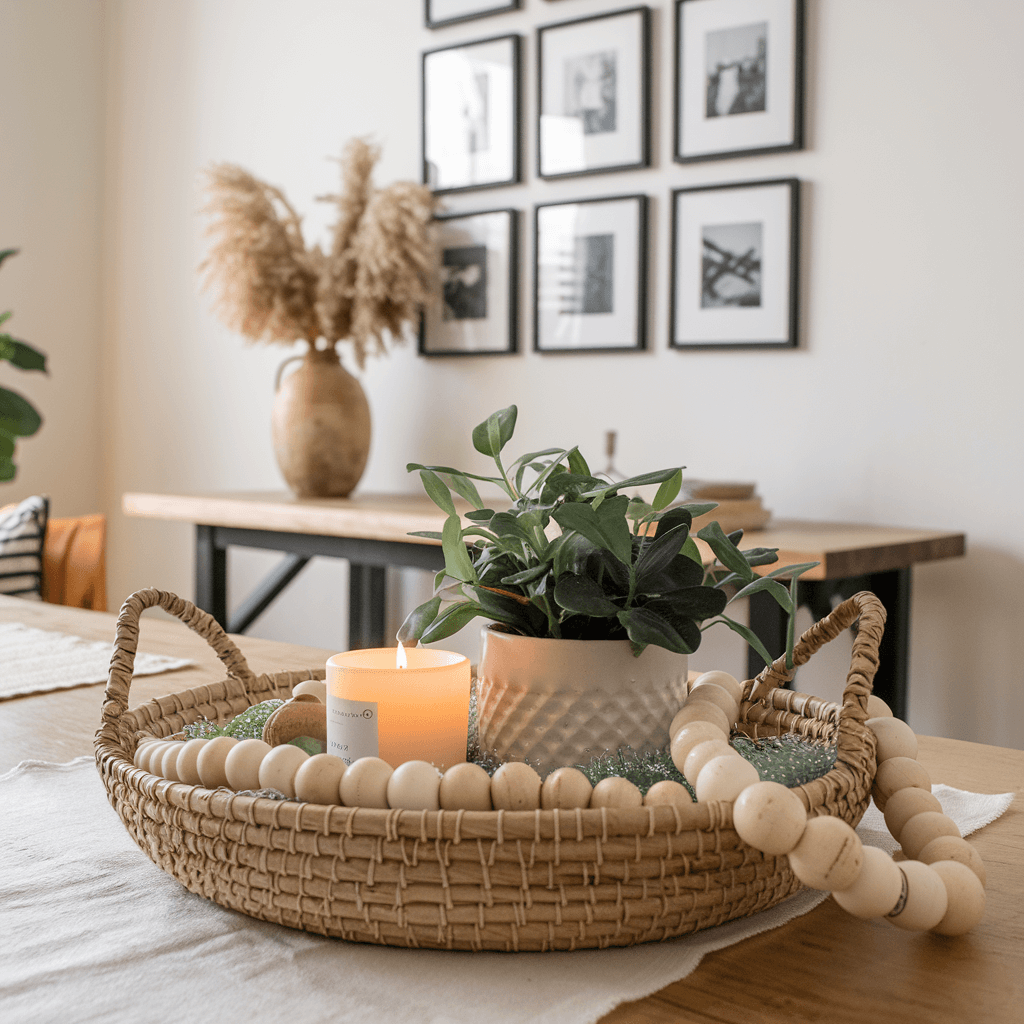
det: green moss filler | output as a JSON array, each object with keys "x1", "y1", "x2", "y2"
[{"x1": 183, "y1": 699, "x2": 285, "y2": 740}]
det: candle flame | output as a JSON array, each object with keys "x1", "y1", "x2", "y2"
[{"x1": 396, "y1": 640, "x2": 408, "y2": 669}]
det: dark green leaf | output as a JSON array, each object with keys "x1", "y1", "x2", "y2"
[
  {"x1": 578, "y1": 467, "x2": 684, "y2": 499},
  {"x1": 680, "y1": 534, "x2": 703, "y2": 567},
  {"x1": 420, "y1": 601, "x2": 483, "y2": 644},
  {"x1": 626, "y1": 497, "x2": 654, "y2": 521},
  {"x1": 617, "y1": 606, "x2": 697, "y2": 655},
  {"x1": 730, "y1": 575, "x2": 794, "y2": 613},
  {"x1": 697, "y1": 521, "x2": 755, "y2": 581},
  {"x1": 645, "y1": 586, "x2": 728, "y2": 623},
  {"x1": 464, "y1": 508, "x2": 495, "y2": 522},
  {"x1": 0, "y1": 249, "x2": 18, "y2": 269},
  {"x1": 567, "y1": 449, "x2": 591, "y2": 478},
  {"x1": 652, "y1": 470, "x2": 683, "y2": 510},
  {"x1": 741, "y1": 547, "x2": 780, "y2": 568},
  {"x1": 552, "y1": 494, "x2": 632, "y2": 567},
  {"x1": 397, "y1": 596, "x2": 441, "y2": 643},
  {"x1": 634, "y1": 523, "x2": 691, "y2": 586},
  {"x1": 0, "y1": 337, "x2": 46, "y2": 372},
  {"x1": 554, "y1": 573, "x2": 621, "y2": 617},
  {"x1": 680, "y1": 502, "x2": 718, "y2": 519},
  {"x1": 419, "y1": 469, "x2": 457, "y2": 517},
  {"x1": 501, "y1": 564, "x2": 549, "y2": 586},
  {"x1": 0, "y1": 312, "x2": 10, "y2": 328},
  {"x1": 765, "y1": 561, "x2": 821, "y2": 580},
  {"x1": 0, "y1": 431, "x2": 14, "y2": 459},
  {"x1": 441, "y1": 514, "x2": 476, "y2": 583},
  {"x1": 0, "y1": 456, "x2": 15, "y2": 481},
  {"x1": 440, "y1": 471, "x2": 483, "y2": 509},
  {"x1": 551, "y1": 531, "x2": 597, "y2": 578},
  {"x1": 408, "y1": 530, "x2": 443, "y2": 540},
  {"x1": 406, "y1": 462, "x2": 500, "y2": 486},
  {"x1": 0, "y1": 387, "x2": 41, "y2": 436},
  {"x1": 472, "y1": 405, "x2": 517, "y2": 458},
  {"x1": 707, "y1": 616, "x2": 775, "y2": 669},
  {"x1": 639, "y1": 551, "x2": 705, "y2": 593}
]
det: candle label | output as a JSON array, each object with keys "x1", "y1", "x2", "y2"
[{"x1": 327, "y1": 697, "x2": 379, "y2": 765}]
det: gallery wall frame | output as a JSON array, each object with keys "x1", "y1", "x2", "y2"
[
  {"x1": 425, "y1": 0, "x2": 520, "y2": 31},
  {"x1": 420, "y1": 208, "x2": 519, "y2": 357},
  {"x1": 669, "y1": 177, "x2": 800, "y2": 350},
  {"x1": 537, "y1": 6, "x2": 651, "y2": 180},
  {"x1": 674, "y1": 0, "x2": 805, "y2": 164},
  {"x1": 422, "y1": 34, "x2": 521, "y2": 194},
  {"x1": 533, "y1": 193, "x2": 649, "y2": 354}
]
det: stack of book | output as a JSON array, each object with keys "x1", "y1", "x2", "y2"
[{"x1": 682, "y1": 480, "x2": 771, "y2": 534}]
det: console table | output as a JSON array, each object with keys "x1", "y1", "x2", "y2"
[{"x1": 122, "y1": 491, "x2": 965, "y2": 720}]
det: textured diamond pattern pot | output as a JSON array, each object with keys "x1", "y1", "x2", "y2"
[{"x1": 475, "y1": 625, "x2": 689, "y2": 774}]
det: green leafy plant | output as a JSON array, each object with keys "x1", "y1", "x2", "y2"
[
  {"x1": 399, "y1": 406, "x2": 817, "y2": 666},
  {"x1": 0, "y1": 249, "x2": 47, "y2": 482}
]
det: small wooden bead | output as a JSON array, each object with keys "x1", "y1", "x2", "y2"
[
  {"x1": 695, "y1": 754, "x2": 759, "y2": 804},
  {"x1": 690, "y1": 670, "x2": 744, "y2": 707},
  {"x1": 224, "y1": 738, "x2": 272, "y2": 791},
  {"x1": 687, "y1": 681, "x2": 740, "y2": 724},
  {"x1": 175, "y1": 738, "x2": 209, "y2": 786},
  {"x1": 590, "y1": 776, "x2": 643, "y2": 809},
  {"x1": 340, "y1": 756, "x2": 393, "y2": 808},
  {"x1": 867, "y1": 716, "x2": 919, "y2": 762},
  {"x1": 682, "y1": 738, "x2": 734, "y2": 785},
  {"x1": 258, "y1": 744, "x2": 309, "y2": 798},
  {"x1": 832, "y1": 846, "x2": 904, "y2": 919},
  {"x1": 138, "y1": 741, "x2": 172, "y2": 774},
  {"x1": 872, "y1": 756, "x2": 932, "y2": 808},
  {"x1": 670, "y1": 721, "x2": 729, "y2": 774},
  {"x1": 732, "y1": 781, "x2": 807, "y2": 855},
  {"x1": 133, "y1": 738, "x2": 162, "y2": 769},
  {"x1": 670, "y1": 700, "x2": 731, "y2": 739},
  {"x1": 386, "y1": 760, "x2": 442, "y2": 811},
  {"x1": 441, "y1": 762, "x2": 494, "y2": 811},
  {"x1": 929, "y1": 860, "x2": 987, "y2": 936},
  {"x1": 196, "y1": 736, "x2": 238, "y2": 789},
  {"x1": 899, "y1": 811, "x2": 960, "y2": 860},
  {"x1": 491, "y1": 761, "x2": 542, "y2": 811},
  {"x1": 883, "y1": 786, "x2": 942, "y2": 840},
  {"x1": 294, "y1": 753, "x2": 346, "y2": 805},
  {"x1": 886, "y1": 861, "x2": 948, "y2": 931},
  {"x1": 643, "y1": 780, "x2": 693, "y2": 809},
  {"x1": 865, "y1": 694, "x2": 893, "y2": 718},
  {"x1": 540, "y1": 766, "x2": 591, "y2": 810},
  {"x1": 918, "y1": 835, "x2": 987, "y2": 887},
  {"x1": 159, "y1": 743, "x2": 184, "y2": 782},
  {"x1": 292, "y1": 678, "x2": 328, "y2": 703},
  {"x1": 788, "y1": 816, "x2": 864, "y2": 891}
]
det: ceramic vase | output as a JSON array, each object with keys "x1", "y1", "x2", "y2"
[
  {"x1": 475, "y1": 625, "x2": 689, "y2": 775},
  {"x1": 271, "y1": 345, "x2": 371, "y2": 498}
]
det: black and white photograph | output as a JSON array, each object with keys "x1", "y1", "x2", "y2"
[
  {"x1": 537, "y1": 7, "x2": 650, "y2": 179},
  {"x1": 670, "y1": 179, "x2": 798, "y2": 349},
  {"x1": 422, "y1": 34, "x2": 520, "y2": 194},
  {"x1": 425, "y1": 0, "x2": 520, "y2": 30},
  {"x1": 420, "y1": 209, "x2": 518, "y2": 356},
  {"x1": 534, "y1": 194, "x2": 647, "y2": 353},
  {"x1": 675, "y1": 0, "x2": 803, "y2": 163}
]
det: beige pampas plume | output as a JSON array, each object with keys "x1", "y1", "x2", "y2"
[{"x1": 201, "y1": 140, "x2": 436, "y2": 368}]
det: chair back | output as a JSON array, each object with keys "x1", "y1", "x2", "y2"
[{"x1": 42, "y1": 514, "x2": 107, "y2": 611}]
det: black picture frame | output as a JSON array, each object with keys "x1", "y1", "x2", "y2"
[
  {"x1": 420, "y1": 208, "x2": 519, "y2": 357},
  {"x1": 674, "y1": 0, "x2": 805, "y2": 164},
  {"x1": 537, "y1": 6, "x2": 651, "y2": 180},
  {"x1": 669, "y1": 178, "x2": 800, "y2": 350},
  {"x1": 533, "y1": 193, "x2": 648, "y2": 354},
  {"x1": 422, "y1": 34, "x2": 521, "y2": 194},
  {"x1": 425, "y1": 0, "x2": 520, "y2": 30}
]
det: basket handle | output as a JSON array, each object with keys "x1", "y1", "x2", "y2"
[
  {"x1": 746, "y1": 590, "x2": 887, "y2": 724},
  {"x1": 97, "y1": 588, "x2": 257, "y2": 750}
]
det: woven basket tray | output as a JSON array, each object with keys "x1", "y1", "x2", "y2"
[{"x1": 95, "y1": 588, "x2": 884, "y2": 952}]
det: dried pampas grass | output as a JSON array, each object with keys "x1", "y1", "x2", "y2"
[{"x1": 201, "y1": 139, "x2": 436, "y2": 368}]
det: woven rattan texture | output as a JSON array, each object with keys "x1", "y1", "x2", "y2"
[{"x1": 95, "y1": 588, "x2": 884, "y2": 952}]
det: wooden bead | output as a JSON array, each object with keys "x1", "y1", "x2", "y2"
[
  {"x1": 690, "y1": 670, "x2": 744, "y2": 707},
  {"x1": 175, "y1": 738, "x2": 209, "y2": 786},
  {"x1": 490, "y1": 762, "x2": 542, "y2": 811},
  {"x1": 196, "y1": 736, "x2": 238, "y2": 789},
  {"x1": 258, "y1": 744, "x2": 309, "y2": 798},
  {"x1": 832, "y1": 846, "x2": 904, "y2": 919},
  {"x1": 293, "y1": 753, "x2": 346, "y2": 805},
  {"x1": 886, "y1": 861, "x2": 948, "y2": 931},
  {"x1": 682, "y1": 738, "x2": 734, "y2": 785},
  {"x1": 386, "y1": 760, "x2": 442, "y2": 811},
  {"x1": 224, "y1": 738, "x2": 272, "y2": 791},
  {"x1": 590, "y1": 776, "x2": 643, "y2": 809},
  {"x1": 670, "y1": 721, "x2": 729, "y2": 774},
  {"x1": 929, "y1": 860, "x2": 987, "y2": 936},
  {"x1": 732, "y1": 781, "x2": 807, "y2": 855},
  {"x1": 133, "y1": 738, "x2": 162, "y2": 770},
  {"x1": 340, "y1": 756, "x2": 392, "y2": 808},
  {"x1": 643, "y1": 780, "x2": 693, "y2": 809},
  {"x1": 159, "y1": 743, "x2": 184, "y2": 782},
  {"x1": 687, "y1": 681, "x2": 740, "y2": 724},
  {"x1": 867, "y1": 716, "x2": 918, "y2": 762},
  {"x1": 140, "y1": 740, "x2": 174, "y2": 774},
  {"x1": 899, "y1": 811, "x2": 960, "y2": 860},
  {"x1": 883, "y1": 786, "x2": 942, "y2": 840},
  {"x1": 670, "y1": 700, "x2": 731, "y2": 739},
  {"x1": 788, "y1": 816, "x2": 864, "y2": 891},
  {"x1": 695, "y1": 754, "x2": 759, "y2": 804},
  {"x1": 865, "y1": 694, "x2": 893, "y2": 718},
  {"x1": 440, "y1": 762, "x2": 494, "y2": 811},
  {"x1": 540, "y1": 766, "x2": 591, "y2": 810},
  {"x1": 872, "y1": 756, "x2": 932, "y2": 809},
  {"x1": 292, "y1": 678, "x2": 328, "y2": 703},
  {"x1": 918, "y1": 835, "x2": 987, "y2": 887}
]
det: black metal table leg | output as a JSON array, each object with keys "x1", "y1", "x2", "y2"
[
  {"x1": 747, "y1": 590, "x2": 789, "y2": 683},
  {"x1": 348, "y1": 563, "x2": 387, "y2": 649},
  {"x1": 195, "y1": 524, "x2": 228, "y2": 628}
]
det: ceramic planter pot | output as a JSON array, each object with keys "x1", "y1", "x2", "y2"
[
  {"x1": 271, "y1": 346, "x2": 371, "y2": 498},
  {"x1": 476, "y1": 625, "x2": 689, "y2": 775}
]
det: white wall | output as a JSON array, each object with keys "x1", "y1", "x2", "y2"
[{"x1": 8, "y1": 0, "x2": 1023, "y2": 748}]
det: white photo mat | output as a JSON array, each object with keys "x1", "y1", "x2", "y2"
[
  {"x1": 535, "y1": 195, "x2": 646, "y2": 352},
  {"x1": 423, "y1": 35, "x2": 519, "y2": 193},
  {"x1": 676, "y1": 0, "x2": 800, "y2": 161},
  {"x1": 421, "y1": 210, "x2": 517, "y2": 355},
  {"x1": 538, "y1": 7, "x2": 648, "y2": 177},
  {"x1": 426, "y1": 0, "x2": 519, "y2": 30},
  {"x1": 672, "y1": 179, "x2": 797, "y2": 347}
]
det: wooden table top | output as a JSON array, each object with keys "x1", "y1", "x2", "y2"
[
  {"x1": 1, "y1": 597, "x2": 1017, "y2": 1023},
  {"x1": 123, "y1": 490, "x2": 965, "y2": 582}
]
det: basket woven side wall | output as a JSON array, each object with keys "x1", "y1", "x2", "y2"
[{"x1": 95, "y1": 588, "x2": 884, "y2": 952}]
